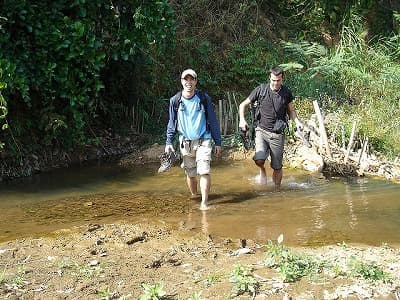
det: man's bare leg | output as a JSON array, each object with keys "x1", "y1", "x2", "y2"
[
  {"x1": 255, "y1": 159, "x2": 267, "y2": 184},
  {"x1": 272, "y1": 168, "x2": 283, "y2": 190},
  {"x1": 186, "y1": 175, "x2": 197, "y2": 196},
  {"x1": 199, "y1": 174, "x2": 210, "y2": 210}
]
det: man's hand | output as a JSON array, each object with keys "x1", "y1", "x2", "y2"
[
  {"x1": 294, "y1": 118, "x2": 304, "y2": 131},
  {"x1": 239, "y1": 119, "x2": 248, "y2": 132},
  {"x1": 165, "y1": 144, "x2": 175, "y2": 153}
]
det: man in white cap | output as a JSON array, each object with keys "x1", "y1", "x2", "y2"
[{"x1": 164, "y1": 69, "x2": 222, "y2": 210}]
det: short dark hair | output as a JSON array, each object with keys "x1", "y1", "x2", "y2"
[{"x1": 269, "y1": 66, "x2": 284, "y2": 77}]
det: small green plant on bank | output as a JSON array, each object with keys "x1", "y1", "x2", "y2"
[
  {"x1": 188, "y1": 291, "x2": 203, "y2": 300},
  {"x1": 331, "y1": 263, "x2": 346, "y2": 278},
  {"x1": 0, "y1": 267, "x2": 6, "y2": 283},
  {"x1": 73, "y1": 262, "x2": 103, "y2": 279},
  {"x1": 140, "y1": 283, "x2": 166, "y2": 300},
  {"x1": 229, "y1": 264, "x2": 259, "y2": 297},
  {"x1": 265, "y1": 234, "x2": 323, "y2": 282},
  {"x1": 97, "y1": 287, "x2": 112, "y2": 300},
  {"x1": 8, "y1": 265, "x2": 26, "y2": 288},
  {"x1": 349, "y1": 258, "x2": 391, "y2": 282},
  {"x1": 204, "y1": 273, "x2": 223, "y2": 287}
]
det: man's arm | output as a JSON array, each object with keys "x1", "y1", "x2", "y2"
[
  {"x1": 165, "y1": 97, "x2": 177, "y2": 152},
  {"x1": 239, "y1": 98, "x2": 251, "y2": 130},
  {"x1": 287, "y1": 102, "x2": 303, "y2": 129},
  {"x1": 204, "y1": 94, "x2": 222, "y2": 146}
]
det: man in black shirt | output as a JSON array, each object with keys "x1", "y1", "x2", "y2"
[{"x1": 238, "y1": 66, "x2": 303, "y2": 189}]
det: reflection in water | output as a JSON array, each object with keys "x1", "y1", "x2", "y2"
[
  {"x1": 345, "y1": 182, "x2": 357, "y2": 229},
  {"x1": 0, "y1": 160, "x2": 400, "y2": 246},
  {"x1": 201, "y1": 210, "x2": 209, "y2": 234}
]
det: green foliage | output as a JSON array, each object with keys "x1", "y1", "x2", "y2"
[
  {"x1": 226, "y1": 42, "x2": 280, "y2": 90},
  {"x1": 0, "y1": 0, "x2": 176, "y2": 154},
  {"x1": 97, "y1": 287, "x2": 112, "y2": 300},
  {"x1": 0, "y1": 267, "x2": 6, "y2": 284},
  {"x1": 140, "y1": 283, "x2": 166, "y2": 300},
  {"x1": 229, "y1": 264, "x2": 259, "y2": 297},
  {"x1": 9, "y1": 266, "x2": 26, "y2": 288},
  {"x1": 72, "y1": 262, "x2": 103, "y2": 279},
  {"x1": 0, "y1": 60, "x2": 9, "y2": 151},
  {"x1": 188, "y1": 291, "x2": 203, "y2": 300},
  {"x1": 1, "y1": 0, "x2": 400, "y2": 162},
  {"x1": 349, "y1": 258, "x2": 391, "y2": 281},
  {"x1": 204, "y1": 273, "x2": 223, "y2": 287},
  {"x1": 280, "y1": 12, "x2": 400, "y2": 156},
  {"x1": 0, "y1": 88, "x2": 6, "y2": 151},
  {"x1": 265, "y1": 235, "x2": 323, "y2": 282}
]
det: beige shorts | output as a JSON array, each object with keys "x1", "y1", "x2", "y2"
[
  {"x1": 179, "y1": 136, "x2": 212, "y2": 177},
  {"x1": 253, "y1": 127, "x2": 284, "y2": 170}
]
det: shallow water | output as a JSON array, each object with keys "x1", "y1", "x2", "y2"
[{"x1": 0, "y1": 160, "x2": 399, "y2": 246}]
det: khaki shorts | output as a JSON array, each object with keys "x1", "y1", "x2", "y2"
[
  {"x1": 179, "y1": 136, "x2": 212, "y2": 177},
  {"x1": 253, "y1": 127, "x2": 284, "y2": 170}
]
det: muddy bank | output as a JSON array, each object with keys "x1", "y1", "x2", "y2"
[
  {"x1": 2, "y1": 128, "x2": 400, "y2": 183},
  {"x1": 0, "y1": 130, "x2": 146, "y2": 182},
  {"x1": 1, "y1": 221, "x2": 399, "y2": 299}
]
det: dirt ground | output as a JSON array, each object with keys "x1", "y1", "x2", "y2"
[
  {"x1": 1, "y1": 220, "x2": 399, "y2": 300},
  {"x1": 1, "y1": 145, "x2": 399, "y2": 299}
]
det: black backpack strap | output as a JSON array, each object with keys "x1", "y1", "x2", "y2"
[
  {"x1": 173, "y1": 90, "x2": 182, "y2": 111},
  {"x1": 251, "y1": 84, "x2": 268, "y2": 127},
  {"x1": 197, "y1": 90, "x2": 208, "y2": 119},
  {"x1": 173, "y1": 90, "x2": 208, "y2": 125}
]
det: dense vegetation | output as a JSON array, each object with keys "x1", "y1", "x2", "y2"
[{"x1": 1, "y1": 0, "x2": 399, "y2": 161}]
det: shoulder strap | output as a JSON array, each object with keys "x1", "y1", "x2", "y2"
[
  {"x1": 173, "y1": 91, "x2": 182, "y2": 111},
  {"x1": 251, "y1": 84, "x2": 268, "y2": 125},
  {"x1": 173, "y1": 89, "x2": 209, "y2": 124},
  {"x1": 259, "y1": 83, "x2": 269, "y2": 104},
  {"x1": 197, "y1": 90, "x2": 207, "y2": 114}
]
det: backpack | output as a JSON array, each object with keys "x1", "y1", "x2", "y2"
[
  {"x1": 173, "y1": 90, "x2": 208, "y2": 116},
  {"x1": 172, "y1": 90, "x2": 209, "y2": 130},
  {"x1": 250, "y1": 83, "x2": 288, "y2": 129}
]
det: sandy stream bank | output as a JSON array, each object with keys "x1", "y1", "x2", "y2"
[{"x1": 1, "y1": 142, "x2": 400, "y2": 299}]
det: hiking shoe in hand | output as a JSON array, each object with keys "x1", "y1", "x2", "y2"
[
  {"x1": 158, "y1": 151, "x2": 178, "y2": 173},
  {"x1": 240, "y1": 129, "x2": 252, "y2": 150}
]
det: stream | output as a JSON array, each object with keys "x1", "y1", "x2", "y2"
[{"x1": 0, "y1": 160, "x2": 399, "y2": 246}]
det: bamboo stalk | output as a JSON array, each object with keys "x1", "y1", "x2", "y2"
[
  {"x1": 132, "y1": 106, "x2": 135, "y2": 129},
  {"x1": 312, "y1": 100, "x2": 332, "y2": 159},
  {"x1": 223, "y1": 100, "x2": 228, "y2": 135},
  {"x1": 228, "y1": 93, "x2": 233, "y2": 124},
  {"x1": 218, "y1": 99, "x2": 223, "y2": 133},
  {"x1": 341, "y1": 125, "x2": 346, "y2": 150},
  {"x1": 136, "y1": 107, "x2": 140, "y2": 133},
  {"x1": 141, "y1": 113, "x2": 144, "y2": 134},
  {"x1": 345, "y1": 121, "x2": 357, "y2": 163},
  {"x1": 330, "y1": 121, "x2": 338, "y2": 143},
  {"x1": 358, "y1": 137, "x2": 368, "y2": 165}
]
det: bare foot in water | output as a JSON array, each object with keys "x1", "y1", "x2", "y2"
[
  {"x1": 190, "y1": 193, "x2": 200, "y2": 200},
  {"x1": 200, "y1": 204, "x2": 210, "y2": 211},
  {"x1": 255, "y1": 174, "x2": 267, "y2": 185}
]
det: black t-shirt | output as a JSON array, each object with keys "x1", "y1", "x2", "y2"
[{"x1": 248, "y1": 84, "x2": 293, "y2": 132}]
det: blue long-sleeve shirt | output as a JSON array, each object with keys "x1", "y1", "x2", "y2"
[{"x1": 166, "y1": 91, "x2": 222, "y2": 147}]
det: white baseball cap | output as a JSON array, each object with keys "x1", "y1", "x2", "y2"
[{"x1": 181, "y1": 69, "x2": 197, "y2": 79}]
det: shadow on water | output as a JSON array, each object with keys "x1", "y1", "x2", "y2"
[{"x1": 0, "y1": 160, "x2": 400, "y2": 247}]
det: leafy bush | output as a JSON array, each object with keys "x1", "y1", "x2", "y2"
[
  {"x1": 229, "y1": 264, "x2": 259, "y2": 296},
  {"x1": 0, "y1": 0, "x2": 176, "y2": 153},
  {"x1": 279, "y1": 13, "x2": 400, "y2": 157},
  {"x1": 349, "y1": 258, "x2": 391, "y2": 282},
  {"x1": 265, "y1": 234, "x2": 323, "y2": 282},
  {"x1": 140, "y1": 283, "x2": 166, "y2": 300}
]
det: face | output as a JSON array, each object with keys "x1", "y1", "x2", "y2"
[
  {"x1": 269, "y1": 73, "x2": 283, "y2": 91},
  {"x1": 181, "y1": 75, "x2": 197, "y2": 93}
]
